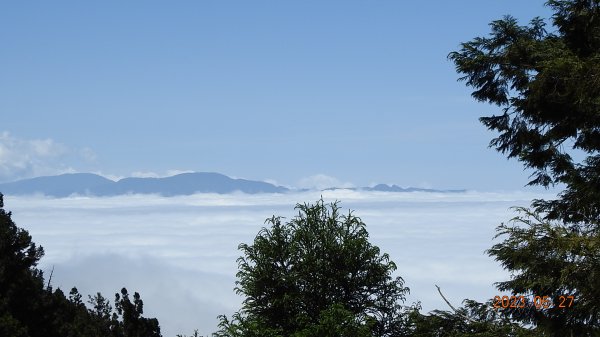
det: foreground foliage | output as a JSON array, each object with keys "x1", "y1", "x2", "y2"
[
  {"x1": 450, "y1": 0, "x2": 600, "y2": 335},
  {"x1": 488, "y1": 208, "x2": 600, "y2": 335},
  {"x1": 0, "y1": 193, "x2": 161, "y2": 337},
  {"x1": 450, "y1": 0, "x2": 600, "y2": 228},
  {"x1": 405, "y1": 300, "x2": 545, "y2": 337},
  {"x1": 215, "y1": 199, "x2": 409, "y2": 337}
]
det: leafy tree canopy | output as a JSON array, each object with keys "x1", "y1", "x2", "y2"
[
  {"x1": 405, "y1": 300, "x2": 545, "y2": 337},
  {"x1": 449, "y1": 0, "x2": 600, "y2": 228},
  {"x1": 488, "y1": 208, "x2": 600, "y2": 334},
  {"x1": 216, "y1": 199, "x2": 409, "y2": 337},
  {"x1": 0, "y1": 193, "x2": 47, "y2": 336},
  {"x1": 450, "y1": 1, "x2": 600, "y2": 335}
]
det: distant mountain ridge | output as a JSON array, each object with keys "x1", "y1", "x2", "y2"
[
  {"x1": 0, "y1": 172, "x2": 288, "y2": 197},
  {"x1": 0, "y1": 173, "x2": 465, "y2": 197},
  {"x1": 324, "y1": 184, "x2": 466, "y2": 193}
]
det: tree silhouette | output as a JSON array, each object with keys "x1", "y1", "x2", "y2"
[
  {"x1": 215, "y1": 199, "x2": 409, "y2": 337},
  {"x1": 0, "y1": 193, "x2": 163, "y2": 337},
  {"x1": 450, "y1": 0, "x2": 600, "y2": 334}
]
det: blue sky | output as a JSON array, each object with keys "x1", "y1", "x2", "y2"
[{"x1": 0, "y1": 1, "x2": 555, "y2": 190}]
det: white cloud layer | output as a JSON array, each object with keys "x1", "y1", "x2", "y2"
[{"x1": 4, "y1": 190, "x2": 554, "y2": 336}]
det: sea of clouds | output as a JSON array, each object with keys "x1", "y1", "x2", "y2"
[{"x1": 5, "y1": 190, "x2": 554, "y2": 336}]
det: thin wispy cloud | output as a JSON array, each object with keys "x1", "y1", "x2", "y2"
[
  {"x1": 0, "y1": 132, "x2": 75, "y2": 182},
  {"x1": 0, "y1": 132, "x2": 106, "y2": 183},
  {"x1": 80, "y1": 147, "x2": 98, "y2": 163}
]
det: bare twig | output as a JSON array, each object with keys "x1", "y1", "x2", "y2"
[
  {"x1": 435, "y1": 284, "x2": 478, "y2": 324},
  {"x1": 46, "y1": 265, "x2": 55, "y2": 291}
]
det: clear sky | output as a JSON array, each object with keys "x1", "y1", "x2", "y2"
[{"x1": 0, "y1": 1, "x2": 555, "y2": 190}]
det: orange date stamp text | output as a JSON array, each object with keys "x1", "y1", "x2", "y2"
[{"x1": 492, "y1": 295, "x2": 575, "y2": 310}]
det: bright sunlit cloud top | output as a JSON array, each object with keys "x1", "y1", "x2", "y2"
[{"x1": 6, "y1": 190, "x2": 553, "y2": 336}]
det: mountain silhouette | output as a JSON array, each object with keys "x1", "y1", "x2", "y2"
[
  {"x1": 0, "y1": 173, "x2": 465, "y2": 197},
  {"x1": 0, "y1": 173, "x2": 114, "y2": 197},
  {"x1": 93, "y1": 172, "x2": 288, "y2": 196},
  {"x1": 0, "y1": 172, "x2": 288, "y2": 197}
]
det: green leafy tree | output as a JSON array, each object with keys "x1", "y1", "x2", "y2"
[
  {"x1": 113, "y1": 288, "x2": 161, "y2": 337},
  {"x1": 290, "y1": 303, "x2": 374, "y2": 337},
  {"x1": 0, "y1": 193, "x2": 46, "y2": 337},
  {"x1": 449, "y1": 0, "x2": 600, "y2": 227},
  {"x1": 215, "y1": 199, "x2": 409, "y2": 337},
  {"x1": 405, "y1": 300, "x2": 544, "y2": 337},
  {"x1": 449, "y1": 0, "x2": 600, "y2": 335},
  {"x1": 84, "y1": 291, "x2": 119, "y2": 336},
  {"x1": 487, "y1": 208, "x2": 600, "y2": 335}
]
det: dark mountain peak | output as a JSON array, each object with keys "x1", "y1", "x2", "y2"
[
  {"x1": 369, "y1": 184, "x2": 404, "y2": 192},
  {"x1": 12, "y1": 172, "x2": 113, "y2": 184},
  {"x1": 0, "y1": 172, "x2": 288, "y2": 197},
  {"x1": 0, "y1": 173, "x2": 115, "y2": 197}
]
